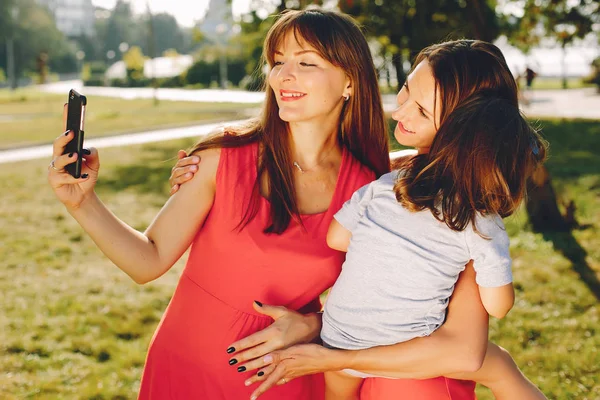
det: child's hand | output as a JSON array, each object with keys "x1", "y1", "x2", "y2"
[{"x1": 169, "y1": 150, "x2": 200, "y2": 195}]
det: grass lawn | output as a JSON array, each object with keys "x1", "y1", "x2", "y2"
[
  {"x1": 0, "y1": 112, "x2": 598, "y2": 398},
  {"x1": 529, "y1": 77, "x2": 595, "y2": 90},
  {"x1": 0, "y1": 88, "x2": 255, "y2": 150}
]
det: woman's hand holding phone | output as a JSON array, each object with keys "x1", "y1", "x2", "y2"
[{"x1": 48, "y1": 103, "x2": 99, "y2": 210}]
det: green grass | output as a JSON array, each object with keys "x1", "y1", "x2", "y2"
[
  {"x1": 0, "y1": 112, "x2": 599, "y2": 398},
  {"x1": 528, "y1": 77, "x2": 594, "y2": 90},
  {"x1": 0, "y1": 88, "x2": 255, "y2": 149}
]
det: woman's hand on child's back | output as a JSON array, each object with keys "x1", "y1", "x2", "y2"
[
  {"x1": 169, "y1": 150, "x2": 200, "y2": 195},
  {"x1": 48, "y1": 104, "x2": 99, "y2": 210}
]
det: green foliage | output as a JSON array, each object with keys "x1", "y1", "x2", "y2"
[
  {"x1": 122, "y1": 46, "x2": 146, "y2": 84},
  {"x1": 184, "y1": 47, "x2": 248, "y2": 87},
  {"x1": 587, "y1": 57, "x2": 600, "y2": 90},
  {"x1": 185, "y1": 59, "x2": 220, "y2": 86},
  {"x1": 82, "y1": 61, "x2": 108, "y2": 86},
  {"x1": 0, "y1": 0, "x2": 77, "y2": 83},
  {"x1": 0, "y1": 67, "x2": 6, "y2": 84},
  {"x1": 506, "y1": 0, "x2": 598, "y2": 52},
  {"x1": 339, "y1": 0, "x2": 501, "y2": 89}
]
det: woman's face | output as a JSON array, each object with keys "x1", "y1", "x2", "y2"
[
  {"x1": 268, "y1": 32, "x2": 351, "y2": 124},
  {"x1": 391, "y1": 60, "x2": 440, "y2": 154}
]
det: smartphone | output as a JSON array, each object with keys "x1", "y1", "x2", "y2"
[{"x1": 63, "y1": 89, "x2": 87, "y2": 178}]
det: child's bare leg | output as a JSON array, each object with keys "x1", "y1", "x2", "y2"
[
  {"x1": 324, "y1": 370, "x2": 363, "y2": 400},
  {"x1": 448, "y1": 341, "x2": 546, "y2": 400}
]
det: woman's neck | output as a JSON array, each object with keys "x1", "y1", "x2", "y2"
[{"x1": 288, "y1": 120, "x2": 341, "y2": 168}]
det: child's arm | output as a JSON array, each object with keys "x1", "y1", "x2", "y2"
[
  {"x1": 479, "y1": 283, "x2": 515, "y2": 319},
  {"x1": 326, "y1": 219, "x2": 352, "y2": 252},
  {"x1": 448, "y1": 341, "x2": 547, "y2": 399}
]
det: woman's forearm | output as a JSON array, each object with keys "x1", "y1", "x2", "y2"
[
  {"x1": 68, "y1": 193, "x2": 162, "y2": 283},
  {"x1": 333, "y1": 325, "x2": 486, "y2": 379},
  {"x1": 331, "y1": 261, "x2": 490, "y2": 379}
]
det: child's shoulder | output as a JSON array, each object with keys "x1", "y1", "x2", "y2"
[
  {"x1": 470, "y1": 212, "x2": 507, "y2": 239},
  {"x1": 373, "y1": 170, "x2": 402, "y2": 188}
]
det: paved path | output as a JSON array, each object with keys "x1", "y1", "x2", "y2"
[
  {"x1": 1, "y1": 83, "x2": 598, "y2": 165},
  {"x1": 0, "y1": 121, "x2": 245, "y2": 165},
  {"x1": 39, "y1": 80, "x2": 265, "y2": 104}
]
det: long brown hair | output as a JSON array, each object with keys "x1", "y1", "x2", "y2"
[
  {"x1": 189, "y1": 9, "x2": 390, "y2": 234},
  {"x1": 394, "y1": 40, "x2": 547, "y2": 232}
]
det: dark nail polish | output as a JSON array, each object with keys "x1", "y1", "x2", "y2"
[
  {"x1": 226, "y1": 347, "x2": 235, "y2": 354},
  {"x1": 81, "y1": 173, "x2": 89, "y2": 179},
  {"x1": 83, "y1": 148, "x2": 91, "y2": 155},
  {"x1": 229, "y1": 359, "x2": 238, "y2": 365},
  {"x1": 64, "y1": 130, "x2": 69, "y2": 135},
  {"x1": 254, "y1": 300, "x2": 263, "y2": 307},
  {"x1": 237, "y1": 366, "x2": 246, "y2": 373},
  {"x1": 257, "y1": 371, "x2": 264, "y2": 377},
  {"x1": 68, "y1": 152, "x2": 74, "y2": 158}
]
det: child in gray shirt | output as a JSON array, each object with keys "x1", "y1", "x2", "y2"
[{"x1": 320, "y1": 90, "x2": 546, "y2": 399}]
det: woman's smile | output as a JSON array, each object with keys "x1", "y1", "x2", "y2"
[
  {"x1": 396, "y1": 121, "x2": 415, "y2": 135},
  {"x1": 280, "y1": 89, "x2": 307, "y2": 101}
]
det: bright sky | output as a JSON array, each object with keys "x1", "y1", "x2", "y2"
[{"x1": 90, "y1": 0, "x2": 254, "y2": 27}]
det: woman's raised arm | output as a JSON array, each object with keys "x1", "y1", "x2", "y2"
[{"x1": 58, "y1": 147, "x2": 220, "y2": 284}]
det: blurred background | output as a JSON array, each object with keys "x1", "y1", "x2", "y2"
[{"x1": 0, "y1": 0, "x2": 598, "y2": 399}]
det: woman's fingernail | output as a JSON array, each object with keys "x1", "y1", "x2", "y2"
[
  {"x1": 68, "y1": 153, "x2": 74, "y2": 158},
  {"x1": 245, "y1": 380, "x2": 251, "y2": 386},
  {"x1": 226, "y1": 347, "x2": 235, "y2": 354},
  {"x1": 81, "y1": 173, "x2": 89, "y2": 179},
  {"x1": 251, "y1": 396, "x2": 257, "y2": 400},
  {"x1": 192, "y1": 156, "x2": 200, "y2": 162},
  {"x1": 237, "y1": 366, "x2": 246, "y2": 373},
  {"x1": 64, "y1": 130, "x2": 69, "y2": 136},
  {"x1": 257, "y1": 371, "x2": 264, "y2": 377},
  {"x1": 254, "y1": 300, "x2": 263, "y2": 307},
  {"x1": 190, "y1": 165, "x2": 197, "y2": 171},
  {"x1": 229, "y1": 358, "x2": 238, "y2": 365},
  {"x1": 83, "y1": 148, "x2": 91, "y2": 155},
  {"x1": 263, "y1": 355, "x2": 273, "y2": 364}
]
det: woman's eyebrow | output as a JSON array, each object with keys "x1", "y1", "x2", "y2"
[
  {"x1": 274, "y1": 50, "x2": 320, "y2": 56},
  {"x1": 405, "y1": 81, "x2": 434, "y2": 117}
]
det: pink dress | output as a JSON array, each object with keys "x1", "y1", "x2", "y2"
[
  {"x1": 138, "y1": 142, "x2": 477, "y2": 399},
  {"x1": 138, "y1": 142, "x2": 373, "y2": 399}
]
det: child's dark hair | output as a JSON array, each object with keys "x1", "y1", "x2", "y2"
[{"x1": 394, "y1": 93, "x2": 547, "y2": 232}]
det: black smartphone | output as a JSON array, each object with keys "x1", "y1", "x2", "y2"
[{"x1": 63, "y1": 89, "x2": 87, "y2": 178}]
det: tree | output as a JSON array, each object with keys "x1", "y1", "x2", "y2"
[
  {"x1": 501, "y1": 0, "x2": 598, "y2": 230},
  {"x1": 123, "y1": 46, "x2": 145, "y2": 82},
  {"x1": 505, "y1": 0, "x2": 598, "y2": 89},
  {"x1": 339, "y1": 0, "x2": 500, "y2": 90},
  {"x1": 0, "y1": 0, "x2": 77, "y2": 85},
  {"x1": 103, "y1": 0, "x2": 135, "y2": 61}
]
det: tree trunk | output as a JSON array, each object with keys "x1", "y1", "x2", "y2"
[
  {"x1": 526, "y1": 165, "x2": 574, "y2": 232},
  {"x1": 391, "y1": 51, "x2": 405, "y2": 92}
]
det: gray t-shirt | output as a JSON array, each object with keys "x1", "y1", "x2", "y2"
[{"x1": 321, "y1": 171, "x2": 512, "y2": 350}]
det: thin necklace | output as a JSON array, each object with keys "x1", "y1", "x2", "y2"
[{"x1": 293, "y1": 144, "x2": 337, "y2": 173}]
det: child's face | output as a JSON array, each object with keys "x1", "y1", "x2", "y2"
[{"x1": 391, "y1": 60, "x2": 440, "y2": 154}]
